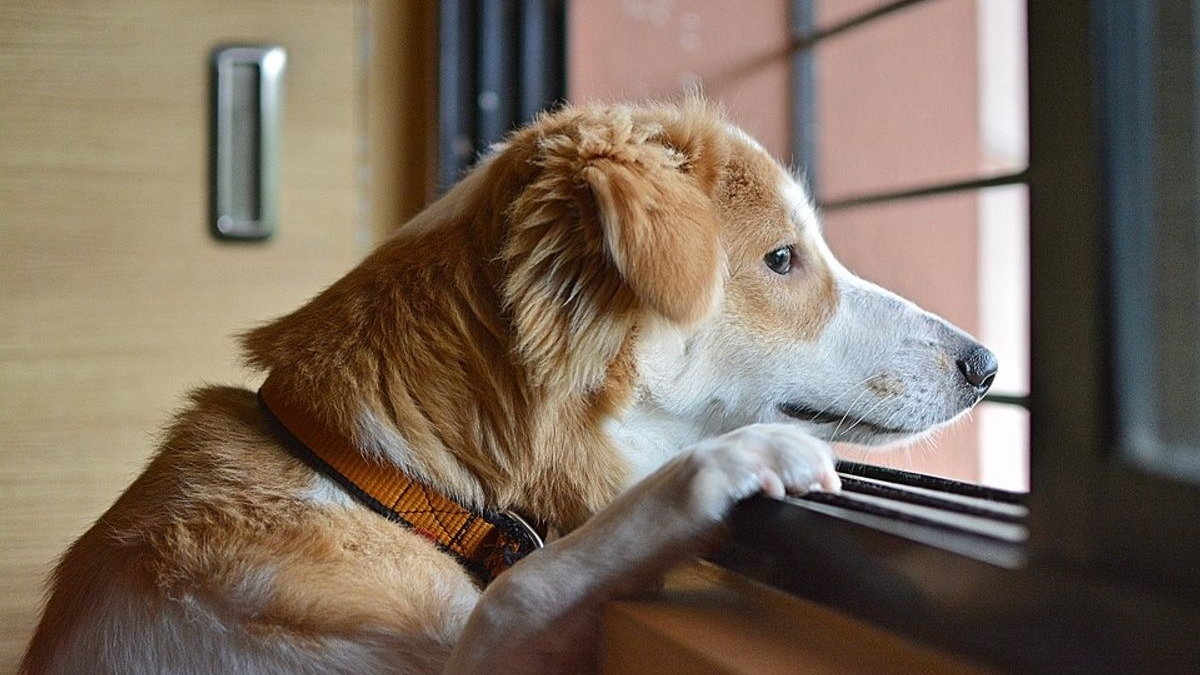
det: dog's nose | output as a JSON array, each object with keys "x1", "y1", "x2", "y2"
[{"x1": 956, "y1": 345, "x2": 998, "y2": 393}]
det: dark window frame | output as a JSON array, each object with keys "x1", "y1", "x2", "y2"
[
  {"x1": 1029, "y1": 0, "x2": 1200, "y2": 599},
  {"x1": 437, "y1": 0, "x2": 566, "y2": 192}
]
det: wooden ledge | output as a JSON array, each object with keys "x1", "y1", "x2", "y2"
[{"x1": 602, "y1": 563, "x2": 998, "y2": 675}]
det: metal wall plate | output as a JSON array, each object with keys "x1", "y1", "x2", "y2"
[{"x1": 210, "y1": 45, "x2": 286, "y2": 240}]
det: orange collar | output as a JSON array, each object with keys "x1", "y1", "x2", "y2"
[{"x1": 258, "y1": 374, "x2": 543, "y2": 586}]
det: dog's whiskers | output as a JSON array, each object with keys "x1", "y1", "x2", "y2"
[
  {"x1": 836, "y1": 393, "x2": 897, "y2": 439},
  {"x1": 831, "y1": 387, "x2": 874, "y2": 439},
  {"x1": 806, "y1": 376, "x2": 879, "y2": 426}
]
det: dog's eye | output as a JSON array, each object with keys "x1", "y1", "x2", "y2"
[{"x1": 764, "y1": 246, "x2": 794, "y2": 275}]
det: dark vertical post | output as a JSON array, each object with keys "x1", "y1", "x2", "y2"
[
  {"x1": 791, "y1": 0, "x2": 819, "y2": 196},
  {"x1": 478, "y1": 0, "x2": 518, "y2": 148},
  {"x1": 519, "y1": 0, "x2": 566, "y2": 121},
  {"x1": 438, "y1": 0, "x2": 478, "y2": 192},
  {"x1": 437, "y1": 0, "x2": 566, "y2": 194}
]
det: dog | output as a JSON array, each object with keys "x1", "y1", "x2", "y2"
[{"x1": 21, "y1": 98, "x2": 996, "y2": 674}]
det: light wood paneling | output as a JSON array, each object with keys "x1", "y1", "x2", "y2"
[
  {"x1": 0, "y1": 0, "x2": 410, "y2": 667},
  {"x1": 364, "y1": 0, "x2": 438, "y2": 238}
]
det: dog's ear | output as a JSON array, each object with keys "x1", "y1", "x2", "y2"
[
  {"x1": 581, "y1": 145, "x2": 721, "y2": 325},
  {"x1": 561, "y1": 106, "x2": 725, "y2": 325},
  {"x1": 500, "y1": 107, "x2": 725, "y2": 394}
]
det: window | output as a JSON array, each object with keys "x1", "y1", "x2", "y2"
[
  {"x1": 717, "y1": 1, "x2": 1200, "y2": 672},
  {"x1": 794, "y1": 0, "x2": 1030, "y2": 491}
]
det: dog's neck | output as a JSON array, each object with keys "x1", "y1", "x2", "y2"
[
  {"x1": 257, "y1": 359, "x2": 636, "y2": 531},
  {"x1": 258, "y1": 372, "x2": 545, "y2": 584},
  {"x1": 604, "y1": 406, "x2": 709, "y2": 486}
]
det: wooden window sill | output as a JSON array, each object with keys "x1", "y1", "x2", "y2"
[{"x1": 602, "y1": 563, "x2": 998, "y2": 675}]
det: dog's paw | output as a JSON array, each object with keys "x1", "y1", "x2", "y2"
[{"x1": 671, "y1": 423, "x2": 841, "y2": 522}]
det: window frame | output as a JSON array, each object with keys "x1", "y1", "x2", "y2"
[
  {"x1": 710, "y1": 1, "x2": 1200, "y2": 672},
  {"x1": 1029, "y1": 0, "x2": 1200, "y2": 598},
  {"x1": 436, "y1": 0, "x2": 566, "y2": 192}
]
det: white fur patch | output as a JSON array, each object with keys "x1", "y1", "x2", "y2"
[
  {"x1": 353, "y1": 407, "x2": 487, "y2": 508},
  {"x1": 355, "y1": 408, "x2": 415, "y2": 467},
  {"x1": 301, "y1": 472, "x2": 357, "y2": 508}
]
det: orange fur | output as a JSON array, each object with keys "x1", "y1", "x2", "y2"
[
  {"x1": 717, "y1": 149, "x2": 838, "y2": 342},
  {"x1": 239, "y1": 99, "x2": 733, "y2": 527},
  {"x1": 22, "y1": 388, "x2": 477, "y2": 673}
]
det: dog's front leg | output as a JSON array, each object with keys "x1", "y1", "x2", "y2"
[{"x1": 443, "y1": 423, "x2": 840, "y2": 675}]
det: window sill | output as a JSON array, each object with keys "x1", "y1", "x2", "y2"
[
  {"x1": 602, "y1": 562, "x2": 997, "y2": 675},
  {"x1": 706, "y1": 487, "x2": 1200, "y2": 675}
]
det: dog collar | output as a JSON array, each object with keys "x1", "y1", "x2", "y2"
[{"x1": 257, "y1": 373, "x2": 544, "y2": 586}]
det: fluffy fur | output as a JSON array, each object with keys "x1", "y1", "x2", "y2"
[{"x1": 22, "y1": 99, "x2": 994, "y2": 674}]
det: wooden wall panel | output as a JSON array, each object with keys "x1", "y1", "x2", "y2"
[{"x1": 0, "y1": 0, "x2": 416, "y2": 667}]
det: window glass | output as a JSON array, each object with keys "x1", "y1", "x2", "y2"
[
  {"x1": 822, "y1": 187, "x2": 1029, "y2": 490},
  {"x1": 1111, "y1": 0, "x2": 1200, "y2": 483},
  {"x1": 810, "y1": 0, "x2": 1027, "y2": 202}
]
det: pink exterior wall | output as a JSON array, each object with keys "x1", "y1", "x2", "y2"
[
  {"x1": 813, "y1": 1, "x2": 983, "y2": 481},
  {"x1": 567, "y1": 0, "x2": 792, "y2": 160},
  {"x1": 814, "y1": 0, "x2": 982, "y2": 201}
]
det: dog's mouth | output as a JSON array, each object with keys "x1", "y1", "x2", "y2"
[{"x1": 778, "y1": 402, "x2": 913, "y2": 441}]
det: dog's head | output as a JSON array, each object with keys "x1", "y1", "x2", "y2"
[
  {"x1": 500, "y1": 104, "x2": 993, "y2": 413},
  {"x1": 631, "y1": 129, "x2": 995, "y2": 422},
  {"x1": 243, "y1": 99, "x2": 995, "y2": 520}
]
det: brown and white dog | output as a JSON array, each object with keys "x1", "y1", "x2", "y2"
[{"x1": 22, "y1": 99, "x2": 996, "y2": 674}]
